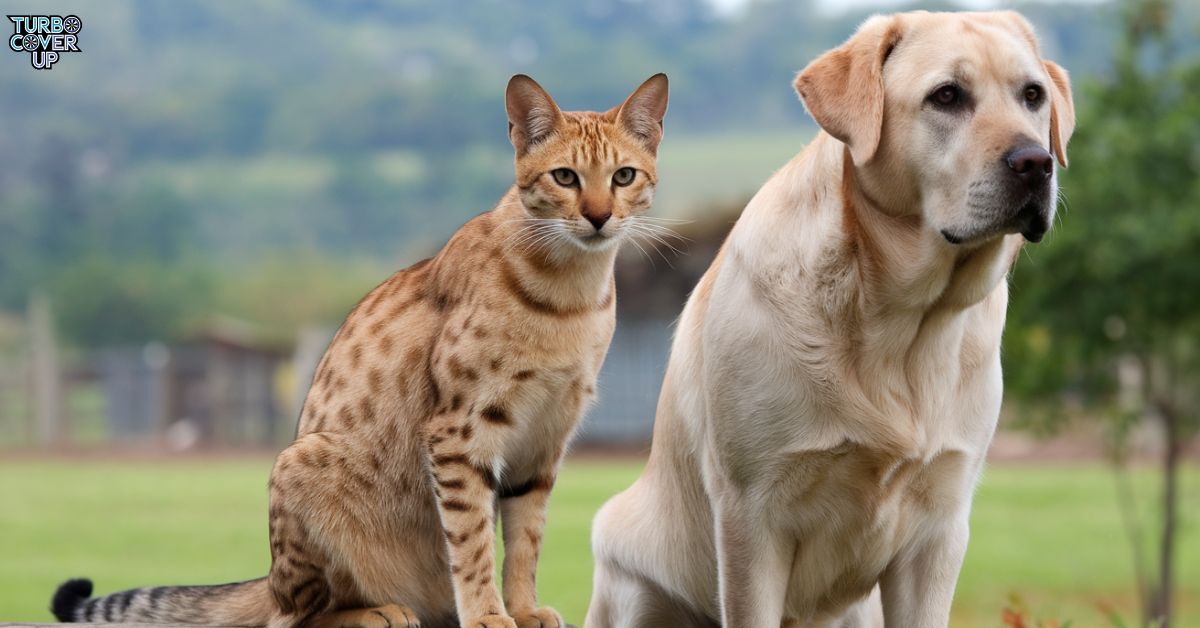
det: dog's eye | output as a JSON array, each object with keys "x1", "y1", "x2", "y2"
[
  {"x1": 551, "y1": 168, "x2": 578, "y2": 187},
  {"x1": 612, "y1": 167, "x2": 636, "y2": 187},
  {"x1": 1023, "y1": 84, "x2": 1045, "y2": 109},
  {"x1": 928, "y1": 84, "x2": 965, "y2": 110}
]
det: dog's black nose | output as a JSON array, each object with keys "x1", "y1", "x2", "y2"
[{"x1": 1005, "y1": 145, "x2": 1054, "y2": 187}]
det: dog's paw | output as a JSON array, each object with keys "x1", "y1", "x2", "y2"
[
  {"x1": 511, "y1": 607, "x2": 564, "y2": 628},
  {"x1": 462, "y1": 613, "x2": 518, "y2": 628}
]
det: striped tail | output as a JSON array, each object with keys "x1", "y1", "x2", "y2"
[{"x1": 51, "y1": 576, "x2": 272, "y2": 625}]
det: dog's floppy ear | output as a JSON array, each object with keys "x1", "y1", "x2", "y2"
[
  {"x1": 506, "y1": 74, "x2": 563, "y2": 155},
  {"x1": 616, "y1": 73, "x2": 669, "y2": 154},
  {"x1": 794, "y1": 15, "x2": 902, "y2": 165},
  {"x1": 1042, "y1": 60, "x2": 1074, "y2": 167}
]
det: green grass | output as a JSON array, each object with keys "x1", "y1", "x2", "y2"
[
  {"x1": 653, "y1": 128, "x2": 815, "y2": 218},
  {"x1": 1, "y1": 458, "x2": 1196, "y2": 626},
  {"x1": 125, "y1": 129, "x2": 816, "y2": 238}
]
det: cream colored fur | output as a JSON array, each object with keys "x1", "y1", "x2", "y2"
[{"x1": 586, "y1": 11, "x2": 1074, "y2": 628}]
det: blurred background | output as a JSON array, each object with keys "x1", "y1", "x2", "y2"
[{"x1": 0, "y1": 0, "x2": 1196, "y2": 626}]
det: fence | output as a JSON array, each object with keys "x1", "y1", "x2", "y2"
[
  {"x1": 286, "y1": 320, "x2": 673, "y2": 446},
  {"x1": 582, "y1": 319, "x2": 672, "y2": 445},
  {"x1": 0, "y1": 315, "x2": 673, "y2": 450}
]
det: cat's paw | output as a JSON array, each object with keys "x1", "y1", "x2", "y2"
[
  {"x1": 344, "y1": 604, "x2": 420, "y2": 628},
  {"x1": 462, "y1": 613, "x2": 518, "y2": 628},
  {"x1": 511, "y1": 607, "x2": 564, "y2": 628}
]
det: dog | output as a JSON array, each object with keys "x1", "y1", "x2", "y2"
[{"x1": 586, "y1": 11, "x2": 1074, "y2": 628}]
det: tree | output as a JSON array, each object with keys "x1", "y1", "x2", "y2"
[{"x1": 1004, "y1": 1, "x2": 1200, "y2": 626}]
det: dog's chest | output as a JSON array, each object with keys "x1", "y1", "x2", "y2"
[{"x1": 775, "y1": 443, "x2": 975, "y2": 617}]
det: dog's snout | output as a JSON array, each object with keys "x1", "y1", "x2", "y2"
[
  {"x1": 1005, "y1": 145, "x2": 1054, "y2": 187},
  {"x1": 1015, "y1": 202, "x2": 1049, "y2": 243}
]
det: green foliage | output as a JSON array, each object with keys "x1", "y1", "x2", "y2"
[
  {"x1": 1003, "y1": 6, "x2": 1198, "y2": 623},
  {"x1": 209, "y1": 252, "x2": 390, "y2": 335},
  {"x1": 1005, "y1": 2, "x2": 1200, "y2": 425},
  {"x1": 0, "y1": 0, "x2": 1194, "y2": 348},
  {"x1": 49, "y1": 256, "x2": 214, "y2": 347}
]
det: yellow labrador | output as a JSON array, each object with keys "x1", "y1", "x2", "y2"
[{"x1": 587, "y1": 11, "x2": 1074, "y2": 628}]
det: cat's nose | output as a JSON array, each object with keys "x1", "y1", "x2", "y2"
[{"x1": 583, "y1": 211, "x2": 611, "y2": 231}]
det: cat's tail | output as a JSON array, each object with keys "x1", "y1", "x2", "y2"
[{"x1": 51, "y1": 576, "x2": 273, "y2": 625}]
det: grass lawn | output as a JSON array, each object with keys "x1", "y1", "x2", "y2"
[
  {"x1": 652, "y1": 128, "x2": 815, "y2": 218},
  {"x1": 1, "y1": 457, "x2": 1197, "y2": 626}
]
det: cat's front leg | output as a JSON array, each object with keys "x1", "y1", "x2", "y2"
[
  {"x1": 499, "y1": 470, "x2": 563, "y2": 628},
  {"x1": 426, "y1": 424, "x2": 514, "y2": 628}
]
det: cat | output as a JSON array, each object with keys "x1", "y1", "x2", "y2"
[{"x1": 50, "y1": 72, "x2": 669, "y2": 628}]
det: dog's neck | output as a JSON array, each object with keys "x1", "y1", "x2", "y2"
[
  {"x1": 840, "y1": 143, "x2": 1019, "y2": 315},
  {"x1": 731, "y1": 133, "x2": 1019, "y2": 345},
  {"x1": 836, "y1": 138, "x2": 1018, "y2": 420},
  {"x1": 730, "y1": 134, "x2": 1019, "y2": 428}
]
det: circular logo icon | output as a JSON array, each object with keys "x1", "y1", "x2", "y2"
[
  {"x1": 63, "y1": 16, "x2": 82, "y2": 35},
  {"x1": 22, "y1": 34, "x2": 38, "y2": 51}
]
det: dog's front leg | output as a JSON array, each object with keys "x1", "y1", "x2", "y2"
[
  {"x1": 878, "y1": 518, "x2": 969, "y2": 627},
  {"x1": 713, "y1": 492, "x2": 793, "y2": 628}
]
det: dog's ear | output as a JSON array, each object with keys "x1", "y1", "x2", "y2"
[
  {"x1": 506, "y1": 74, "x2": 563, "y2": 155},
  {"x1": 616, "y1": 73, "x2": 669, "y2": 154},
  {"x1": 1042, "y1": 60, "x2": 1074, "y2": 168},
  {"x1": 794, "y1": 15, "x2": 902, "y2": 165}
]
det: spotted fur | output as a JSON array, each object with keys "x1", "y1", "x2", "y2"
[{"x1": 50, "y1": 73, "x2": 667, "y2": 628}]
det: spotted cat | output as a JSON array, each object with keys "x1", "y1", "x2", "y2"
[{"x1": 52, "y1": 72, "x2": 669, "y2": 628}]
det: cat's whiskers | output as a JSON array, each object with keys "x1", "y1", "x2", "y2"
[
  {"x1": 502, "y1": 218, "x2": 563, "y2": 254},
  {"x1": 623, "y1": 216, "x2": 689, "y2": 266},
  {"x1": 522, "y1": 231, "x2": 564, "y2": 257},
  {"x1": 623, "y1": 232, "x2": 656, "y2": 266},
  {"x1": 518, "y1": 223, "x2": 573, "y2": 259},
  {"x1": 505, "y1": 226, "x2": 554, "y2": 252},
  {"x1": 633, "y1": 215, "x2": 692, "y2": 224},
  {"x1": 628, "y1": 219, "x2": 688, "y2": 248}
]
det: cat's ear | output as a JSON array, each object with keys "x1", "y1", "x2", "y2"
[
  {"x1": 506, "y1": 74, "x2": 563, "y2": 155},
  {"x1": 616, "y1": 73, "x2": 669, "y2": 154}
]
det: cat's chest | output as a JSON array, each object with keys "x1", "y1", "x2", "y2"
[
  {"x1": 496, "y1": 348, "x2": 601, "y2": 433},
  {"x1": 417, "y1": 278, "x2": 613, "y2": 460},
  {"x1": 438, "y1": 301, "x2": 612, "y2": 390},
  {"x1": 487, "y1": 357, "x2": 599, "y2": 483},
  {"x1": 432, "y1": 306, "x2": 609, "y2": 462}
]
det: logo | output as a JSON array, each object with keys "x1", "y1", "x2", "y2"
[{"x1": 7, "y1": 15, "x2": 81, "y2": 69}]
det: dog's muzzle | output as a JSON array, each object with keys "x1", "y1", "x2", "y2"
[
  {"x1": 1004, "y1": 144, "x2": 1054, "y2": 242},
  {"x1": 942, "y1": 144, "x2": 1057, "y2": 245},
  {"x1": 1012, "y1": 199, "x2": 1050, "y2": 242}
]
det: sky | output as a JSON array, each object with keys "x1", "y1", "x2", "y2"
[{"x1": 707, "y1": 0, "x2": 1109, "y2": 16}]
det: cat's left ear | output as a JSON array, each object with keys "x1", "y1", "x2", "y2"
[
  {"x1": 506, "y1": 74, "x2": 563, "y2": 155},
  {"x1": 616, "y1": 73, "x2": 669, "y2": 154}
]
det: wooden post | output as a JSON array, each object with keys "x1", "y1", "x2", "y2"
[{"x1": 29, "y1": 292, "x2": 64, "y2": 447}]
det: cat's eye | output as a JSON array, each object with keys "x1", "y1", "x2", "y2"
[
  {"x1": 551, "y1": 168, "x2": 577, "y2": 187},
  {"x1": 612, "y1": 167, "x2": 636, "y2": 187}
]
